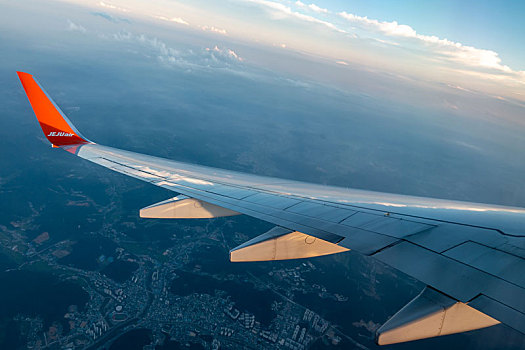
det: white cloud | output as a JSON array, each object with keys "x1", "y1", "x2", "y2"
[
  {"x1": 206, "y1": 45, "x2": 243, "y2": 61},
  {"x1": 339, "y1": 12, "x2": 416, "y2": 37},
  {"x1": 106, "y1": 31, "x2": 243, "y2": 69},
  {"x1": 336, "y1": 60, "x2": 348, "y2": 65},
  {"x1": 308, "y1": 4, "x2": 328, "y2": 14},
  {"x1": 61, "y1": 0, "x2": 523, "y2": 96},
  {"x1": 99, "y1": 1, "x2": 128, "y2": 12},
  {"x1": 295, "y1": 1, "x2": 328, "y2": 14},
  {"x1": 237, "y1": 0, "x2": 524, "y2": 96},
  {"x1": 374, "y1": 38, "x2": 399, "y2": 46},
  {"x1": 67, "y1": 19, "x2": 86, "y2": 33},
  {"x1": 171, "y1": 17, "x2": 189, "y2": 25},
  {"x1": 244, "y1": 0, "x2": 345, "y2": 33},
  {"x1": 200, "y1": 25, "x2": 228, "y2": 35},
  {"x1": 110, "y1": 31, "x2": 132, "y2": 41},
  {"x1": 447, "y1": 84, "x2": 471, "y2": 92},
  {"x1": 153, "y1": 15, "x2": 189, "y2": 25},
  {"x1": 99, "y1": 1, "x2": 115, "y2": 9},
  {"x1": 338, "y1": 11, "x2": 518, "y2": 75}
]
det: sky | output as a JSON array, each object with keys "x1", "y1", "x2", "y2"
[
  {"x1": 47, "y1": 0, "x2": 525, "y2": 105},
  {"x1": 321, "y1": 0, "x2": 525, "y2": 70},
  {"x1": 1, "y1": 0, "x2": 524, "y2": 206}
]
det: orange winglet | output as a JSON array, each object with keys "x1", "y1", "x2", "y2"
[{"x1": 17, "y1": 71, "x2": 90, "y2": 147}]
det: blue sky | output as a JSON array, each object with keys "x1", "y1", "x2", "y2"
[{"x1": 323, "y1": 0, "x2": 525, "y2": 70}]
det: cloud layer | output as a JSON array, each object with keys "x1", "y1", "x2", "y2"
[
  {"x1": 67, "y1": 19, "x2": 86, "y2": 33},
  {"x1": 245, "y1": 0, "x2": 346, "y2": 33},
  {"x1": 338, "y1": 11, "x2": 514, "y2": 74},
  {"x1": 107, "y1": 31, "x2": 243, "y2": 70},
  {"x1": 62, "y1": 0, "x2": 525, "y2": 100}
]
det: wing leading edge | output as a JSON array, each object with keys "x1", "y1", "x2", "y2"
[{"x1": 17, "y1": 72, "x2": 525, "y2": 345}]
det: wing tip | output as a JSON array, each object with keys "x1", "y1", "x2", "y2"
[
  {"x1": 16, "y1": 71, "x2": 32, "y2": 77},
  {"x1": 17, "y1": 71, "x2": 33, "y2": 90},
  {"x1": 17, "y1": 71, "x2": 92, "y2": 147}
]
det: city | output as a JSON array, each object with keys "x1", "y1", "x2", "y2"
[{"x1": 0, "y1": 203, "x2": 367, "y2": 350}]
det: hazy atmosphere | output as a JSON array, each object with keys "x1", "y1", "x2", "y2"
[{"x1": 0, "y1": 0, "x2": 524, "y2": 349}]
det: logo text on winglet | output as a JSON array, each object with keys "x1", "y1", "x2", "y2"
[{"x1": 48, "y1": 132, "x2": 74, "y2": 137}]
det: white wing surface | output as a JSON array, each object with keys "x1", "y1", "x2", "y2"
[{"x1": 18, "y1": 72, "x2": 525, "y2": 345}]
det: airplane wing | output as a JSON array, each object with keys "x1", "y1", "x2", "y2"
[{"x1": 17, "y1": 72, "x2": 525, "y2": 345}]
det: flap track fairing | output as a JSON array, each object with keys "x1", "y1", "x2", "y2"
[
  {"x1": 376, "y1": 286, "x2": 500, "y2": 345},
  {"x1": 230, "y1": 226, "x2": 349, "y2": 262},
  {"x1": 140, "y1": 195, "x2": 240, "y2": 219}
]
